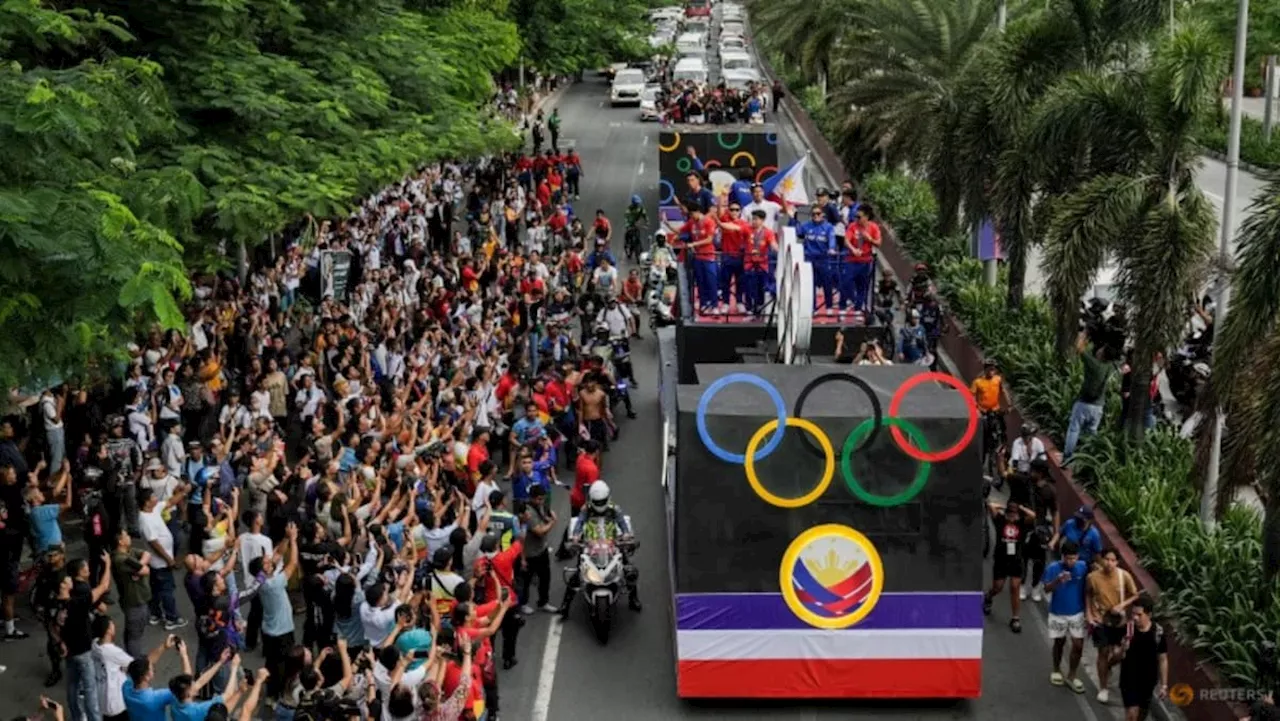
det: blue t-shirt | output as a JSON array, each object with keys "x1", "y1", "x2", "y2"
[
  {"x1": 30, "y1": 504, "x2": 62, "y2": 552},
  {"x1": 259, "y1": 571, "x2": 295, "y2": 637},
  {"x1": 396, "y1": 628, "x2": 433, "y2": 670},
  {"x1": 511, "y1": 418, "x2": 545, "y2": 447},
  {"x1": 1042, "y1": 559, "x2": 1089, "y2": 616},
  {"x1": 1059, "y1": 519, "x2": 1103, "y2": 566},
  {"x1": 123, "y1": 678, "x2": 177, "y2": 721},
  {"x1": 172, "y1": 696, "x2": 223, "y2": 721},
  {"x1": 386, "y1": 521, "x2": 406, "y2": 551}
]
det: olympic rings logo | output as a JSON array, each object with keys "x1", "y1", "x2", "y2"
[{"x1": 695, "y1": 371, "x2": 980, "y2": 508}]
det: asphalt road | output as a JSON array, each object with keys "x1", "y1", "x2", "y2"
[{"x1": 0, "y1": 77, "x2": 1124, "y2": 721}]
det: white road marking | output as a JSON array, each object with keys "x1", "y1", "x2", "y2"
[
  {"x1": 598, "y1": 101, "x2": 604, "y2": 108},
  {"x1": 531, "y1": 619, "x2": 565, "y2": 721},
  {"x1": 1204, "y1": 190, "x2": 1224, "y2": 202},
  {"x1": 638, "y1": 162, "x2": 645, "y2": 176},
  {"x1": 642, "y1": 135, "x2": 648, "y2": 145}
]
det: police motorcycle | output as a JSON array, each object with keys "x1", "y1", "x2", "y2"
[
  {"x1": 640, "y1": 230, "x2": 679, "y2": 331},
  {"x1": 563, "y1": 513, "x2": 638, "y2": 644}
]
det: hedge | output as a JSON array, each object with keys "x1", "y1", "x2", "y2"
[
  {"x1": 862, "y1": 170, "x2": 1280, "y2": 687},
  {"x1": 1195, "y1": 115, "x2": 1280, "y2": 170}
]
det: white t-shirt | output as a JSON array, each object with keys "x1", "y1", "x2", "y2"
[
  {"x1": 1009, "y1": 436, "x2": 1048, "y2": 473},
  {"x1": 598, "y1": 306, "x2": 631, "y2": 338},
  {"x1": 93, "y1": 641, "x2": 132, "y2": 716},
  {"x1": 744, "y1": 199, "x2": 783, "y2": 231},
  {"x1": 239, "y1": 532, "x2": 273, "y2": 591},
  {"x1": 138, "y1": 508, "x2": 174, "y2": 568},
  {"x1": 42, "y1": 395, "x2": 62, "y2": 431},
  {"x1": 360, "y1": 601, "x2": 400, "y2": 647},
  {"x1": 140, "y1": 474, "x2": 178, "y2": 506},
  {"x1": 472, "y1": 480, "x2": 500, "y2": 514},
  {"x1": 372, "y1": 662, "x2": 429, "y2": 707}
]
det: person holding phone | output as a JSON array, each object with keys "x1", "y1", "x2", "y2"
[
  {"x1": 1043, "y1": 541, "x2": 1090, "y2": 694},
  {"x1": 123, "y1": 634, "x2": 191, "y2": 721}
]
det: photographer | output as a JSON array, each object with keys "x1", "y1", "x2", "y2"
[
  {"x1": 123, "y1": 634, "x2": 194, "y2": 721},
  {"x1": 206, "y1": 669, "x2": 269, "y2": 721},
  {"x1": 1063, "y1": 330, "x2": 1117, "y2": 462},
  {"x1": 17, "y1": 697, "x2": 66, "y2": 721}
]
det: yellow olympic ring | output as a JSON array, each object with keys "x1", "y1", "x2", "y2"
[
  {"x1": 729, "y1": 151, "x2": 757, "y2": 168},
  {"x1": 658, "y1": 132, "x2": 682, "y2": 152},
  {"x1": 744, "y1": 417, "x2": 834, "y2": 508},
  {"x1": 779, "y1": 524, "x2": 885, "y2": 629}
]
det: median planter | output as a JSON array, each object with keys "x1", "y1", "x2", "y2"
[{"x1": 753, "y1": 40, "x2": 1249, "y2": 721}]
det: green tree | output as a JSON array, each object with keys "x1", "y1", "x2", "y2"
[
  {"x1": 828, "y1": 0, "x2": 1000, "y2": 236},
  {"x1": 509, "y1": 0, "x2": 655, "y2": 77},
  {"x1": 1040, "y1": 28, "x2": 1221, "y2": 440},
  {"x1": 746, "y1": 0, "x2": 860, "y2": 93},
  {"x1": 0, "y1": 4, "x2": 192, "y2": 390}
]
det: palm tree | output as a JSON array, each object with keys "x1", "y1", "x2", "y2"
[
  {"x1": 1194, "y1": 181, "x2": 1280, "y2": 587},
  {"x1": 953, "y1": 0, "x2": 1169, "y2": 310},
  {"x1": 746, "y1": 0, "x2": 860, "y2": 93},
  {"x1": 826, "y1": 0, "x2": 1001, "y2": 236},
  {"x1": 1040, "y1": 27, "x2": 1221, "y2": 441}
]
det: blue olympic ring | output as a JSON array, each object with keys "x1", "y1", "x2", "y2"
[
  {"x1": 659, "y1": 179, "x2": 675, "y2": 205},
  {"x1": 766, "y1": 132, "x2": 778, "y2": 146},
  {"x1": 696, "y1": 372, "x2": 787, "y2": 463}
]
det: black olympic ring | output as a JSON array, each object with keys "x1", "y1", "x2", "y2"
[{"x1": 792, "y1": 373, "x2": 883, "y2": 460}]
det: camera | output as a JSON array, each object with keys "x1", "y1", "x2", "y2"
[{"x1": 1078, "y1": 298, "x2": 1127, "y2": 360}]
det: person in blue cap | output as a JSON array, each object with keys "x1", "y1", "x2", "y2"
[{"x1": 1057, "y1": 506, "x2": 1103, "y2": 569}]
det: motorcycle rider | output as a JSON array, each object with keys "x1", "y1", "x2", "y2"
[
  {"x1": 557, "y1": 480, "x2": 641, "y2": 615},
  {"x1": 624, "y1": 195, "x2": 648, "y2": 249},
  {"x1": 586, "y1": 324, "x2": 636, "y2": 418}
]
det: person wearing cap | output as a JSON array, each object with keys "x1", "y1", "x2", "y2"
[
  {"x1": 798, "y1": 203, "x2": 838, "y2": 314},
  {"x1": 714, "y1": 199, "x2": 752, "y2": 314},
  {"x1": 743, "y1": 209, "x2": 778, "y2": 314},
  {"x1": 815, "y1": 187, "x2": 840, "y2": 226},
  {"x1": 677, "y1": 204, "x2": 719, "y2": 313},
  {"x1": 1058, "y1": 506, "x2": 1103, "y2": 569},
  {"x1": 585, "y1": 237, "x2": 616, "y2": 273}
]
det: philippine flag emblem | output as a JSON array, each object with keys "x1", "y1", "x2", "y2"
[{"x1": 779, "y1": 524, "x2": 885, "y2": 629}]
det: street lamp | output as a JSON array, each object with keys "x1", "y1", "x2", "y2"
[{"x1": 1202, "y1": 0, "x2": 1250, "y2": 530}]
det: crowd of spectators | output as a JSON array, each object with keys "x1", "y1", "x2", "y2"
[{"x1": 0, "y1": 119, "x2": 633, "y2": 721}]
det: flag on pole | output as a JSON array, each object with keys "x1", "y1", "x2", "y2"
[{"x1": 762, "y1": 156, "x2": 810, "y2": 206}]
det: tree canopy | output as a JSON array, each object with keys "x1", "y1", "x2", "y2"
[{"x1": 0, "y1": 0, "x2": 554, "y2": 391}]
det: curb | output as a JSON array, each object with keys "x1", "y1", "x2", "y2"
[{"x1": 1197, "y1": 145, "x2": 1272, "y2": 175}]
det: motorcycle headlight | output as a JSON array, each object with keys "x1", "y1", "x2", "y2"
[
  {"x1": 583, "y1": 566, "x2": 605, "y2": 585},
  {"x1": 640, "y1": 252, "x2": 651, "y2": 264}
]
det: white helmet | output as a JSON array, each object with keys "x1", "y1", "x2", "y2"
[{"x1": 588, "y1": 480, "x2": 611, "y2": 512}]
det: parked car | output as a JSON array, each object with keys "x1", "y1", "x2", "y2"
[
  {"x1": 719, "y1": 35, "x2": 746, "y2": 54},
  {"x1": 720, "y1": 50, "x2": 753, "y2": 72},
  {"x1": 721, "y1": 21, "x2": 745, "y2": 37},
  {"x1": 722, "y1": 68, "x2": 762, "y2": 92}
]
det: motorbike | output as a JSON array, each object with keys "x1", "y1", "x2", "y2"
[
  {"x1": 980, "y1": 411, "x2": 1006, "y2": 482},
  {"x1": 563, "y1": 516, "x2": 638, "y2": 644},
  {"x1": 624, "y1": 224, "x2": 644, "y2": 263}
]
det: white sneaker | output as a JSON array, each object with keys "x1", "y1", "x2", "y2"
[
  {"x1": 1031, "y1": 587, "x2": 1044, "y2": 602},
  {"x1": 520, "y1": 605, "x2": 535, "y2": 615},
  {"x1": 1097, "y1": 689, "x2": 1110, "y2": 704},
  {"x1": 539, "y1": 604, "x2": 559, "y2": 613},
  {"x1": 1018, "y1": 586, "x2": 1028, "y2": 601}
]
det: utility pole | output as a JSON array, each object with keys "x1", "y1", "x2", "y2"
[
  {"x1": 983, "y1": 0, "x2": 1008, "y2": 288},
  {"x1": 1266, "y1": 55, "x2": 1276, "y2": 141},
  {"x1": 1202, "y1": 0, "x2": 1250, "y2": 531}
]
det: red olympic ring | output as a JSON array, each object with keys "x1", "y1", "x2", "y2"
[
  {"x1": 887, "y1": 372, "x2": 978, "y2": 463},
  {"x1": 755, "y1": 165, "x2": 778, "y2": 183},
  {"x1": 704, "y1": 160, "x2": 722, "y2": 169}
]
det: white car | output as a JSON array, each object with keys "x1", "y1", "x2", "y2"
[
  {"x1": 650, "y1": 30, "x2": 675, "y2": 47},
  {"x1": 650, "y1": 7, "x2": 682, "y2": 22},
  {"x1": 721, "y1": 21, "x2": 745, "y2": 37},
  {"x1": 719, "y1": 35, "x2": 746, "y2": 53},
  {"x1": 723, "y1": 6, "x2": 745, "y2": 21},
  {"x1": 722, "y1": 68, "x2": 762, "y2": 91},
  {"x1": 720, "y1": 51, "x2": 754, "y2": 72},
  {"x1": 639, "y1": 86, "x2": 662, "y2": 121},
  {"x1": 610, "y1": 68, "x2": 647, "y2": 106}
]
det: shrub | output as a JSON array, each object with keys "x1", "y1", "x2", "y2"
[
  {"x1": 1195, "y1": 115, "x2": 1280, "y2": 170},
  {"x1": 862, "y1": 169, "x2": 1280, "y2": 688}
]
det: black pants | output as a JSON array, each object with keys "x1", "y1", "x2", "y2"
[
  {"x1": 500, "y1": 606, "x2": 521, "y2": 663},
  {"x1": 520, "y1": 552, "x2": 552, "y2": 607},
  {"x1": 550, "y1": 129, "x2": 559, "y2": 152},
  {"x1": 1021, "y1": 537, "x2": 1048, "y2": 588},
  {"x1": 262, "y1": 630, "x2": 295, "y2": 699},
  {"x1": 245, "y1": 596, "x2": 263, "y2": 650},
  {"x1": 485, "y1": 678, "x2": 500, "y2": 717},
  {"x1": 566, "y1": 175, "x2": 580, "y2": 197}
]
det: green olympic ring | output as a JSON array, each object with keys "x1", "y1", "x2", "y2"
[
  {"x1": 840, "y1": 417, "x2": 932, "y2": 507},
  {"x1": 717, "y1": 132, "x2": 744, "y2": 150},
  {"x1": 676, "y1": 156, "x2": 693, "y2": 174}
]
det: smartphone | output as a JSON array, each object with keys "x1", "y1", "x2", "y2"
[{"x1": 412, "y1": 649, "x2": 432, "y2": 660}]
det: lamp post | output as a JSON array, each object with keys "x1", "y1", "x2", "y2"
[
  {"x1": 983, "y1": 1, "x2": 1008, "y2": 288},
  {"x1": 1202, "y1": 0, "x2": 1250, "y2": 531}
]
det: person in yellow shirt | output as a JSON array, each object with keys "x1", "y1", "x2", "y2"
[{"x1": 971, "y1": 358, "x2": 1003, "y2": 413}]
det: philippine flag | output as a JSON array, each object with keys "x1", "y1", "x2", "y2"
[{"x1": 761, "y1": 156, "x2": 810, "y2": 206}]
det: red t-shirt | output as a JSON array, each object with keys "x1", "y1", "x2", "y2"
[
  {"x1": 548, "y1": 212, "x2": 568, "y2": 233},
  {"x1": 571, "y1": 454, "x2": 600, "y2": 509},
  {"x1": 515, "y1": 156, "x2": 533, "y2": 173},
  {"x1": 593, "y1": 218, "x2": 612, "y2": 237},
  {"x1": 545, "y1": 380, "x2": 571, "y2": 411},
  {"x1": 844, "y1": 221, "x2": 882, "y2": 263},
  {"x1": 442, "y1": 661, "x2": 486, "y2": 719},
  {"x1": 679, "y1": 216, "x2": 718, "y2": 260},
  {"x1": 466, "y1": 442, "x2": 489, "y2": 489},
  {"x1": 565, "y1": 153, "x2": 581, "y2": 171},
  {"x1": 718, "y1": 215, "x2": 751, "y2": 257},
  {"x1": 461, "y1": 266, "x2": 480, "y2": 291},
  {"x1": 744, "y1": 227, "x2": 777, "y2": 270},
  {"x1": 520, "y1": 277, "x2": 546, "y2": 298},
  {"x1": 548, "y1": 169, "x2": 563, "y2": 191},
  {"x1": 536, "y1": 182, "x2": 552, "y2": 208},
  {"x1": 495, "y1": 373, "x2": 518, "y2": 406}
]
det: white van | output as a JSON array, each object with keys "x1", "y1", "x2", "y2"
[
  {"x1": 676, "y1": 32, "x2": 706, "y2": 57},
  {"x1": 672, "y1": 57, "x2": 709, "y2": 85},
  {"x1": 610, "y1": 68, "x2": 647, "y2": 106}
]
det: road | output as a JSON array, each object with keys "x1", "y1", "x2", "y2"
[
  {"x1": 1023, "y1": 154, "x2": 1269, "y2": 298},
  {"x1": 0, "y1": 79, "x2": 1124, "y2": 721}
]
